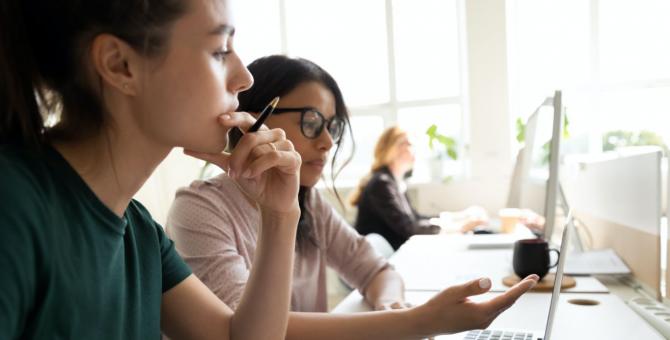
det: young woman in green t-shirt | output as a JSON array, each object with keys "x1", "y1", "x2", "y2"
[{"x1": 0, "y1": 0, "x2": 538, "y2": 339}]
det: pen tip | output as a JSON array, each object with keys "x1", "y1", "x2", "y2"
[{"x1": 270, "y1": 96, "x2": 280, "y2": 108}]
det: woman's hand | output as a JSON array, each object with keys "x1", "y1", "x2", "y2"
[
  {"x1": 184, "y1": 112, "x2": 302, "y2": 214},
  {"x1": 412, "y1": 275, "x2": 539, "y2": 336},
  {"x1": 519, "y1": 209, "x2": 546, "y2": 234},
  {"x1": 459, "y1": 218, "x2": 489, "y2": 233}
]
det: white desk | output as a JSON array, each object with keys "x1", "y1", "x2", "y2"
[
  {"x1": 334, "y1": 234, "x2": 663, "y2": 339},
  {"x1": 391, "y1": 234, "x2": 608, "y2": 293},
  {"x1": 333, "y1": 290, "x2": 663, "y2": 339}
]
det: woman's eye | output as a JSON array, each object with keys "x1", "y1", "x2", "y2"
[{"x1": 213, "y1": 48, "x2": 231, "y2": 61}]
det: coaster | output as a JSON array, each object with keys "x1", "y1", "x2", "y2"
[{"x1": 502, "y1": 273, "x2": 576, "y2": 291}]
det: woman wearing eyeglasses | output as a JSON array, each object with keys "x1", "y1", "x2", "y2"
[{"x1": 166, "y1": 55, "x2": 409, "y2": 313}]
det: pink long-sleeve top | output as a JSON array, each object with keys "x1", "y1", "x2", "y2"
[{"x1": 165, "y1": 174, "x2": 391, "y2": 312}]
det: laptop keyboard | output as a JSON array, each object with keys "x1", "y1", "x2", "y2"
[{"x1": 464, "y1": 330, "x2": 536, "y2": 340}]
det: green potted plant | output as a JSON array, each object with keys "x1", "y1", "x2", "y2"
[{"x1": 425, "y1": 124, "x2": 458, "y2": 183}]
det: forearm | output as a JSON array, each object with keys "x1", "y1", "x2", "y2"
[
  {"x1": 231, "y1": 207, "x2": 300, "y2": 340},
  {"x1": 363, "y1": 269, "x2": 405, "y2": 309},
  {"x1": 286, "y1": 309, "x2": 429, "y2": 340}
]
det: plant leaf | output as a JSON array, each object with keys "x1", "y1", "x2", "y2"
[
  {"x1": 516, "y1": 117, "x2": 526, "y2": 143},
  {"x1": 426, "y1": 124, "x2": 437, "y2": 136}
]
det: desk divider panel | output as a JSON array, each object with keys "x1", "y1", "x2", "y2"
[{"x1": 563, "y1": 148, "x2": 663, "y2": 299}]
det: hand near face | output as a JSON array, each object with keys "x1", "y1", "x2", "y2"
[{"x1": 184, "y1": 112, "x2": 301, "y2": 214}]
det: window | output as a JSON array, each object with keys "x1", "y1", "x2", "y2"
[
  {"x1": 392, "y1": 0, "x2": 462, "y2": 102},
  {"x1": 508, "y1": 0, "x2": 670, "y2": 155},
  {"x1": 599, "y1": 0, "x2": 670, "y2": 82},
  {"x1": 233, "y1": 0, "x2": 468, "y2": 185},
  {"x1": 284, "y1": 0, "x2": 390, "y2": 107},
  {"x1": 231, "y1": 0, "x2": 283, "y2": 61},
  {"x1": 397, "y1": 104, "x2": 463, "y2": 181}
]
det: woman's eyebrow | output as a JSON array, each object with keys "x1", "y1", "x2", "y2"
[{"x1": 208, "y1": 24, "x2": 235, "y2": 37}]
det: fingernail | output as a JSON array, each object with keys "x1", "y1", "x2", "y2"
[
  {"x1": 242, "y1": 169, "x2": 252, "y2": 178},
  {"x1": 220, "y1": 114, "x2": 232, "y2": 120},
  {"x1": 228, "y1": 169, "x2": 235, "y2": 178},
  {"x1": 478, "y1": 278, "x2": 491, "y2": 289}
]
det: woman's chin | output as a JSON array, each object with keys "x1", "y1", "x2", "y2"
[
  {"x1": 180, "y1": 140, "x2": 227, "y2": 154},
  {"x1": 299, "y1": 173, "x2": 321, "y2": 188},
  {"x1": 182, "y1": 133, "x2": 229, "y2": 153}
]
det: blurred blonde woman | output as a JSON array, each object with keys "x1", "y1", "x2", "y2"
[{"x1": 351, "y1": 126, "x2": 440, "y2": 250}]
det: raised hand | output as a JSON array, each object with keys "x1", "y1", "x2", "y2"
[{"x1": 185, "y1": 112, "x2": 302, "y2": 214}]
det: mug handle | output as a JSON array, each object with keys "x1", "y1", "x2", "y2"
[{"x1": 548, "y1": 249, "x2": 560, "y2": 268}]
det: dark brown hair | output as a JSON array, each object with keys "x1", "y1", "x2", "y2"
[
  {"x1": 233, "y1": 55, "x2": 354, "y2": 250},
  {"x1": 0, "y1": 0, "x2": 187, "y2": 148}
]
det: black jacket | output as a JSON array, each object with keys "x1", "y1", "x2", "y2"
[{"x1": 354, "y1": 166, "x2": 440, "y2": 250}]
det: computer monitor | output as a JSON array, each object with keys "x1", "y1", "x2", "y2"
[
  {"x1": 666, "y1": 153, "x2": 670, "y2": 299},
  {"x1": 507, "y1": 90, "x2": 564, "y2": 240}
]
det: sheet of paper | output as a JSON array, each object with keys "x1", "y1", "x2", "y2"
[{"x1": 555, "y1": 248, "x2": 631, "y2": 275}]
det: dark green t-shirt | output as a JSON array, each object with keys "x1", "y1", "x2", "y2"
[{"x1": 0, "y1": 145, "x2": 192, "y2": 339}]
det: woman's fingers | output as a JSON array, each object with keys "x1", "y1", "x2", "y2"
[
  {"x1": 218, "y1": 111, "x2": 268, "y2": 131},
  {"x1": 483, "y1": 275, "x2": 539, "y2": 315},
  {"x1": 183, "y1": 111, "x2": 268, "y2": 171},
  {"x1": 188, "y1": 112, "x2": 302, "y2": 214},
  {"x1": 249, "y1": 138, "x2": 295, "y2": 159},
  {"x1": 229, "y1": 128, "x2": 288, "y2": 177},
  {"x1": 242, "y1": 149, "x2": 301, "y2": 179},
  {"x1": 442, "y1": 277, "x2": 494, "y2": 304}
]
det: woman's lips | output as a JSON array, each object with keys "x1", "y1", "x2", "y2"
[{"x1": 306, "y1": 160, "x2": 325, "y2": 169}]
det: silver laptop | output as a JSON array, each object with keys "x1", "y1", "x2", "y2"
[{"x1": 457, "y1": 211, "x2": 573, "y2": 340}]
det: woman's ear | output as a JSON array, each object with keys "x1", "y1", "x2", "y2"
[{"x1": 89, "y1": 34, "x2": 143, "y2": 96}]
